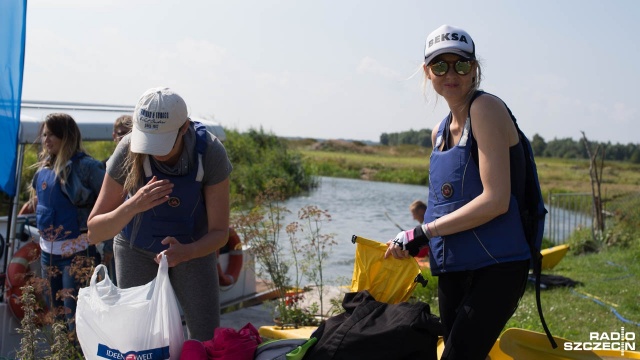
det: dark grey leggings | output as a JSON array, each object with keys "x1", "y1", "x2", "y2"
[
  {"x1": 113, "y1": 238, "x2": 220, "y2": 341},
  {"x1": 438, "y1": 259, "x2": 529, "y2": 360}
]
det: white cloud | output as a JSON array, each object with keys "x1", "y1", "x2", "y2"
[
  {"x1": 356, "y1": 57, "x2": 401, "y2": 80},
  {"x1": 175, "y1": 38, "x2": 228, "y2": 67},
  {"x1": 255, "y1": 71, "x2": 291, "y2": 89},
  {"x1": 610, "y1": 102, "x2": 636, "y2": 125}
]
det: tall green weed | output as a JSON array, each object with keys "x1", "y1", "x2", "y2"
[{"x1": 225, "y1": 128, "x2": 317, "y2": 206}]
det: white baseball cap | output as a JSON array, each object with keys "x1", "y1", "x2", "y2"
[
  {"x1": 130, "y1": 87, "x2": 189, "y2": 156},
  {"x1": 424, "y1": 24, "x2": 475, "y2": 65}
]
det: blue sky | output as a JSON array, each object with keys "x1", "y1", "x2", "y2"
[{"x1": 22, "y1": 0, "x2": 639, "y2": 144}]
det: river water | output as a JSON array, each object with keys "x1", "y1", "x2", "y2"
[
  {"x1": 276, "y1": 176, "x2": 429, "y2": 284},
  {"x1": 273, "y1": 176, "x2": 584, "y2": 285}
]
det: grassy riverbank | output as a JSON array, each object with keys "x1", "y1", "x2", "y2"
[
  {"x1": 286, "y1": 138, "x2": 640, "y2": 340},
  {"x1": 412, "y1": 242, "x2": 640, "y2": 340},
  {"x1": 285, "y1": 138, "x2": 640, "y2": 198},
  {"x1": 507, "y1": 242, "x2": 640, "y2": 339}
]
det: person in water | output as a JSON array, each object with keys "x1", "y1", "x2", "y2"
[
  {"x1": 409, "y1": 200, "x2": 429, "y2": 258},
  {"x1": 409, "y1": 199, "x2": 427, "y2": 224}
]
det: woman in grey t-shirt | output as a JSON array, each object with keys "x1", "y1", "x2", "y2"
[{"x1": 88, "y1": 87, "x2": 232, "y2": 341}]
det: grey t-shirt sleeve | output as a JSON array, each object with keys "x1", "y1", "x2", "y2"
[
  {"x1": 106, "y1": 135, "x2": 131, "y2": 185},
  {"x1": 202, "y1": 133, "x2": 233, "y2": 187}
]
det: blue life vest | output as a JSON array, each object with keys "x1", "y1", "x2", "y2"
[
  {"x1": 122, "y1": 122, "x2": 209, "y2": 253},
  {"x1": 425, "y1": 115, "x2": 530, "y2": 274},
  {"x1": 35, "y1": 154, "x2": 85, "y2": 241}
]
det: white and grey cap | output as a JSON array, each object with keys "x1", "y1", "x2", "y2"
[
  {"x1": 130, "y1": 87, "x2": 189, "y2": 156},
  {"x1": 424, "y1": 24, "x2": 475, "y2": 65}
]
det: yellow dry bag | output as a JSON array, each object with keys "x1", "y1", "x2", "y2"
[{"x1": 350, "y1": 235, "x2": 426, "y2": 304}]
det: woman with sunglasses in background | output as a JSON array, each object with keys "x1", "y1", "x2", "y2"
[{"x1": 385, "y1": 25, "x2": 531, "y2": 359}]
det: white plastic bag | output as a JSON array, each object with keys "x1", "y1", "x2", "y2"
[{"x1": 76, "y1": 254, "x2": 184, "y2": 360}]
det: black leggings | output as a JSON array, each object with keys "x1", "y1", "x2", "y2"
[{"x1": 438, "y1": 259, "x2": 529, "y2": 360}]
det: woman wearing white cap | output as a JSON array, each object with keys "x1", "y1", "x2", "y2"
[
  {"x1": 385, "y1": 25, "x2": 531, "y2": 359},
  {"x1": 88, "y1": 87, "x2": 232, "y2": 341}
]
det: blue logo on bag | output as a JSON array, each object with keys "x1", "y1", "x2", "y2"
[{"x1": 97, "y1": 344, "x2": 171, "y2": 359}]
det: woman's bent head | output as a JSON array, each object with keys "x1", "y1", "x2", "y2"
[{"x1": 130, "y1": 87, "x2": 189, "y2": 156}]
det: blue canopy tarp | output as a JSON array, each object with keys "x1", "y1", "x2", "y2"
[{"x1": 0, "y1": 0, "x2": 27, "y2": 197}]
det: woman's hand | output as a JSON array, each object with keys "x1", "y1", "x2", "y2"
[
  {"x1": 156, "y1": 237, "x2": 192, "y2": 267},
  {"x1": 384, "y1": 231, "x2": 411, "y2": 259},
  {"x1": 129, "y1": 176, "x2": 173, "y2": 213}
]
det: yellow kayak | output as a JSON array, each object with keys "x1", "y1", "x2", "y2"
[
  {"x1": 418, "y1": 244, "x2": 569, "y2": 271},
  {"x1": 261, "y1": 326, "x2": 639, "y2": 359},
  {"x1": 490, "y1": 328, "x2": 639, "y2": 359},
  {"x1": 258, "y1": 325, "x2": 317, "y2": 340},
  {"x1": 541, "y1": 244, "x2": 570, "y2": 270}
]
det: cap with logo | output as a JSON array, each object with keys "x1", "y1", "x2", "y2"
[
  {"x1": 424, "y1": 24, "x2": 475, "y2": 66},
  {"x1": 130, "y1": 87, "x2": 189, "y2": 156}
]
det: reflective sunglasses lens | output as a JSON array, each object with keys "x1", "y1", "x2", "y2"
[
  {"x1": 431, "y1": 61, "x2": 448, "y2": 76},
  {"x1": 455, "y1": 61, "x2": 472, "y2": 75}
]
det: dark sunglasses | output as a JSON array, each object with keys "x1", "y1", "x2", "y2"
[{"x1": 429, "y1": 60, "x2": 473, "y2": 76}]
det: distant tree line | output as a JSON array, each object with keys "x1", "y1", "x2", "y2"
[
  {"x1": 380, "y1": 129, "x2": 433, "y2": 148},
  {"x1": 380, "y1": 129, "x2": 640, "y2": 163}
]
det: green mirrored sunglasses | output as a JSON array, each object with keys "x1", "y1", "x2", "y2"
[{"x1": 429, "y1": 60, "x2": 473, "y2": 76}]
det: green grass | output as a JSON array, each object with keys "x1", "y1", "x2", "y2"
[
  {"x1": 535, "y1": 157, "x2": 640, "y2": 197},
  {"x1": 298, "y1": 149, "x2": 429, "y2": 185},
  {"x1": 510, "y1": 243, "x2": 640, "y2": 339},
  {"x1": 412, "y1": 241, "x2": 640, "y2": 340}
]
